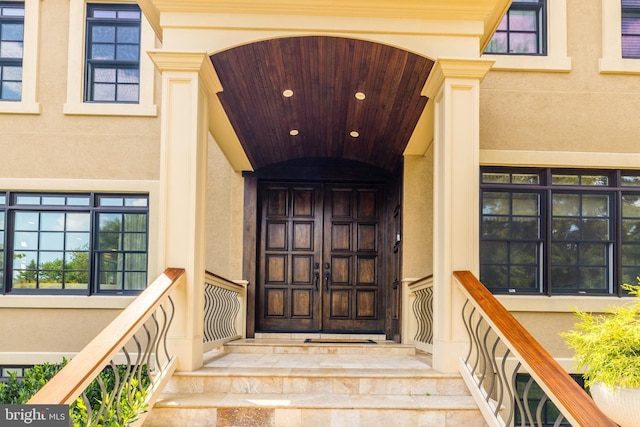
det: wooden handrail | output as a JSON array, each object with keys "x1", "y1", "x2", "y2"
[
  {"x1": 29, "y1": 268, "x2": 185, "y2": 405},
  {"x1": 454, "y1": 271, "x2": 617, "y2": 427},
  {"x1": 407, "y1": 274, "x2": 434, "y2": 287},
  {"x1": 204, "y1": 270, "x2": 247, "y2": 290}
]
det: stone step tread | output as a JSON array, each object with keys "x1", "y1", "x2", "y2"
[
  {"x1": 223, "y1": 347, "x2": 415, "y2": 355},
  {"x1": 153, "y1": 392, "x2": 480, "y2": 411},
  {"x1": 172, "y1": 366, "x2": 457, "y2": 378},
  {"x1": 225, "y1": 339, "x2": 409, "y2": 346}
]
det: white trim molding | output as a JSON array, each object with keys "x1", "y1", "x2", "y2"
[
  {"x1": 0, "y1": 0, "x2": 40, "y2": 114},
  {"x1": 482, "y1": 0, "x2": 572, "y2": 72},
  {"x1": 63, "y1": 0, "x2": 158, "y2": 116},
  {"x1": 599, "y1": 0, "x2": 640, "y2": 74},
  {"x1": 480, "y1": 149, "x2": 640, "y2": 169}
]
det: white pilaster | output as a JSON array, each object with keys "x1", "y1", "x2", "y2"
[
  {"x1": 149, "y1": 51, "x2": 218, "y2": 371},
  {"x1": 424, "y1": 58, "x2": 493, "y2": 373}
]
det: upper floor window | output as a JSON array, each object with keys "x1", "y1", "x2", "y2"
[
  {"x1": 0, "y1": 2, "x2": 24, "y2": 101},
  {"x1": 85, "y1": 3, "x2": 141, "y2": 103},
  {"x1": 0, "y1": 192, "x2": 148, "y2": 295},
  {"x1": 480, "y1": 168, "x2": 640, "y2": 296},
  {"x1": 622, "y1": 0, "x2": 640, "y2": 58},
  {"x1": 485, "y1": 0, "x2": 547, "y2": 55}
]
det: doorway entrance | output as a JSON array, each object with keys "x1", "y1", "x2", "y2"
[{"x1": 256, "y1": 181, "x2": 385, "y2": 333}]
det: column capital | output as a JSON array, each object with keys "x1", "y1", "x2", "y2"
[
  {"x1": 148, "y1": 50, "x2": 221, "y2": 95},
  {"x1": 423, "y1": 58, "x2": 494, "y2": 98}
]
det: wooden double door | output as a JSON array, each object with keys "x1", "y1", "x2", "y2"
[{"x1": 257, "y1": 182, "x2": 385, "y2": 333}]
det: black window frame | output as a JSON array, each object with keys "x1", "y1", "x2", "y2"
[
  {"x1": 480, "y1": 167, "x2": 640, "y2": 296},
  {"x1": 514, "y1": 373, "x2": 585, "y2": 426},
  {"x1": 0, "y1": 1, "x2": 24, "y2": 101},
  {"x1": 84, "y1": 3, "x2": 141, "y2": 103},
  {"x1": 484, "y1": 0, "x2": 548, "y2": 56},
  {"x1": 622, "y1": 0, "x2": 640, "y2": 58},
  {"x1": 0, "y1": 191, "x2": 149, "y2": 295}
]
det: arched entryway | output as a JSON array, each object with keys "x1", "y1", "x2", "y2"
[
  {"x1": 208, "y1": 37, "x2": 433, "y2": 337},
  {"x1": 208, "y1": 36, "x2": 434, "y2": 171},
  {"x1": 147, "y1": 0, "x2": 501, "y2": 371}
]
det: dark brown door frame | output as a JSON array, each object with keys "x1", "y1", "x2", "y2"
[{"x1": 242, "y1": 159, "x2": 401, "y2": 338}]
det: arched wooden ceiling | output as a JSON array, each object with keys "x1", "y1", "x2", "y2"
[{"x1": 210, "y1": 36, "x2": 434, "y2": 173}]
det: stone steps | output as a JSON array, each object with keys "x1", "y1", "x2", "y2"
[
  {"x1": 223, "y1": 338, "x2": 416, "y2": 356},
  {"x1": 143, "y1": 338, "x2": 486, "y2": 427}
]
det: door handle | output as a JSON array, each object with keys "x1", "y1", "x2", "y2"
[
  {"x1": 324, "y1": 271, "x2": 330, "y2": 291},
  {"x1": 314, "y1": 271, "x2": 320, "y2": 291}
]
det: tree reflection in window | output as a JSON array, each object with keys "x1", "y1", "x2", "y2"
[
  {"x1": 12, "y1": 211, "x2": 90, "y2": 290},
  {"x1": 2, "y1": 192, "x2": 147, "y2": 294},
  {"x1": 481, "y1": 168, "x2": 639, "y2": 296}
]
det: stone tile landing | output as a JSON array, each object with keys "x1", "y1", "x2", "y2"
[{"x1": 143, "y1": 336, "x2": 485, "y2": 427}]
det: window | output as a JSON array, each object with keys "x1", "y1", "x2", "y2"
[
  {"x1": 600, "y1": 0, "x2": 640, "y2": 73},
  {"x1": 0, "y1": 2, "x2": 23, "y2": 101},
  {"x1": 0, "y1": 192, "x2": 148, "y2": 294},
  {"x1": 622, "y1": 0, "x2": 640, "y2": 58},
  {"x1": 514, "y1": 373, "x2": 585, "y2": 426},
  {"x1": 65, "y1": 0, "x2": 156, "y2": 116},
  {"x1": 485, "y1": 0, "x2": 547, "y2": 55},
  {"x1": 480, "y1": 168, "x2": 640, "y2": 296},
  {"x1": 84, "y1": 3, "x2": 141, "y2": 103}
]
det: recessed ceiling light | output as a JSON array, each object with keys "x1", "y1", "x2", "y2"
[
  {"x1": 355, "y1": 92, "x2": 366, "y2": 100},
  {"x1": 350, "y1": 131, "x2": 360, "y2": 138},
  {"x1": 283, "y1": 89, "x2": 294, "y2": 98},
  {"x1": 290, "y1": 129, "x2": 299, "y2": 136}
]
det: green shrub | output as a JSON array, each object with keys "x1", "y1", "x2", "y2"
[
  {"x1": 0, "y1": 359, "x2": 67, "y2": 404},
  {"x1": 0, "y1": 360, "x2": 149, "y2": 427},
  {"x1": 562, "y1": 281, "x2": 640, "y2": 389}
]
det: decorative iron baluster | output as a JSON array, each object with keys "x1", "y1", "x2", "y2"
[
  {"x1": 460, "y1": 292, "x2": 572, "y2": 427},
  {"x1": 76, "y1": 295, "x2": 175, "y2": 426},
  {"x1": 412, "y1": 286, "x2": 433, "y2": 344},
  {"x1": 203, "y1": 281, "x2": 241, "y2": 343}
]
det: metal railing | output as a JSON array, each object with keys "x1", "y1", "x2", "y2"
[
  {"x1": 401, "y1": 275, "x2": 433, "y2": 352},
  {"x1": 454, "y1": 271, "x2": 616, "y2": 427},
  {"x1": 28, "y1": 268, "x2": 185, "y2": 427},
  {"x1": 203, "y1": 270, "x2": 247, "y2": 351}
]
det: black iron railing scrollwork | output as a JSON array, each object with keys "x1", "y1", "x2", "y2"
[
  {"x1": 402, "y1": 275, "x2": 433, "y2": 351},
  {"x1": 413, "y1": 286, "x2": 434, "y2": 345},
  {"x1": 78, "y1": 298, "x2": 175, "y2": 426},
  {"x1": 29, "y1": 268, "x2": 184, "y2": 427},
  {"x1": 204, "y1": 282, "x2": 239, "y2": 342},
  {"x1": 203, "y1": 271, "x2": 247, "y2": 350},
  {"x1": 461, "y1": 299, "x2": 570, "y2": 426},
  {"x1": 454, "y1": 270, "x2": 616, "y2": 427}
]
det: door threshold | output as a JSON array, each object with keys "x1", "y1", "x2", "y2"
[
  {"x1": 255, "y1": 332, "x2": 386, "y2": 341},
  {"x1": 303, "y1": 338, "x2": 376, "y2": 344}
]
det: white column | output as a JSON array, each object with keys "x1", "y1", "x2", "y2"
[
  {"x1": 149, "y1": 51, "x2": 218, "y2": 371},
  {"x1": 424, "y1": 59, "x2": 494, "y2": 373}
]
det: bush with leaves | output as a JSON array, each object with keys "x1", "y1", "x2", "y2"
[
  {"x1": 0, "y1": 360, "x2": 150, "y2": 427},
  {"x1": 562, "y1": 281, "x2": 640, "y2": 390},
  {"x1": 0, "y1": 360, "x2": 67, "y2": 404}
]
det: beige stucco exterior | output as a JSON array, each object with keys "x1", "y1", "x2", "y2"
[
  {"x1": 479, "y1": 0, "x2": 640, "y2": 356},
  {"x1": 0, "y1": 0, "x2": 638, "y2": 376}
]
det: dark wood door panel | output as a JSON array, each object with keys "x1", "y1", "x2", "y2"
[
  {"x1": 323, "y1": 184, "x2": 385, "y2": 332},
  {"x1": 257, "y1": 181, "x2": 386, "y2": 333},
  {"x1": 258, "y1": 184, "x2": 322, "y2": 331}
]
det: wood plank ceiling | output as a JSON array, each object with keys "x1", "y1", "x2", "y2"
[{"x1": 210, "y1": 36, "x2": 434, "y2": 173}]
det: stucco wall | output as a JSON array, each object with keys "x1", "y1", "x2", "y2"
[
  {"x1": 509, "y1": 311, "x2": 578, "y2": 359},
  {"x1": 0, "y1": 0, "x2": 163, "y2": 362},
  {"x1": 481, "y1": 0, "x2": 640, "y2": 155},
  {"x1": 0, "y1": 0, "x2": 161, "y2": 181},
  {"x1": 479, "y1": 0, "x2": 640, "y2": 362},
  {"x1": 204, "y1": 135, "x2": 245, "y2": 280},
  {"x1": 0, "y1": 307, "x2": 122, "y2": 362},
  {"x1": 402, "y1": 151, "x2": 434, "y2": 280}
]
